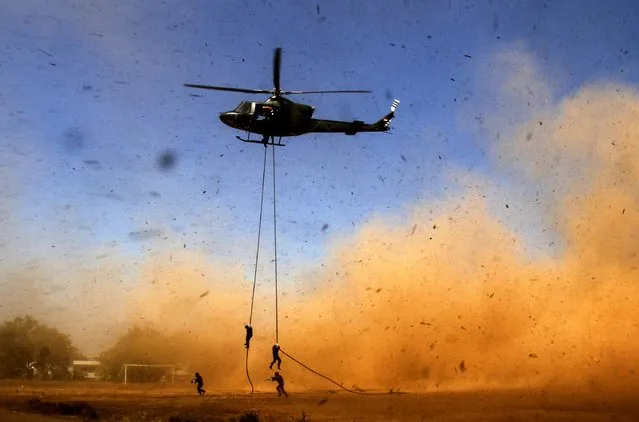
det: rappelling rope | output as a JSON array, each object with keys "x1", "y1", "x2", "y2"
[
  {"x1": 245, "y1": 144, "x2": 269, "y2": 393},
  {"x1": 266, "y1": 141, "x2": 384, "y2": 395},
  {"x1": 245, "y1": 348, "x2": 254, "y2": 394},
  {"x1": 245, "y1": 140, "x2": 389, "y2": 396},
  {"x1": 249, "y1": 144, "x2": 268, "y2": 326},
  {"x1": 279, "y1": 348, "x2": 392, "y2": 395},
  {"x1": 272, "y1": 141, "x2": 280, "y2": 344}
]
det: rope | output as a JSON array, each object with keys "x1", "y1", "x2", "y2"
[
  {"x1": 245, "y1": 144, "x2": 268, "y2": 393},
  {"x1": 245, "y1": 348, "x2": 254, "y2": 394},
  {"x1": 243, "y1": 137, "x2": 388, "y2": 396},
  {"x1": 249, "y1": 145, "x2": 268, "y2": 325},
  {"x1": 272, "y1": 140, "x2": 279, "y2": 344},
  {"x1": 279, "y1": 348, "x2": 392, "y2": 396}
]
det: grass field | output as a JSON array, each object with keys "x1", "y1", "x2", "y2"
[{"x1": 0, "y1": 380, "x2": 637, "y2": 421}]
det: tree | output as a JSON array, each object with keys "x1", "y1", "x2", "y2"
[
  {"x1": 0, "y1": 316, "x2": 80, "y2": 379},
  {"x1": 99, "y1": 325, "x2": 180, "y2": 382}
]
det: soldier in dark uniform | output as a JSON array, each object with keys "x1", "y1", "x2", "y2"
[
  {"x1": 191, "y1": 372, "x2": 206, "y2": 395},
  {"x1": 268, "y1": 371, "x2": 288, "y2": 397},
  {"x1": 244, "y1": 324, "x2": 253, "y2": 349},
  {"x1": 269, "y1": 343, "x2": 281, "y2": 370}
]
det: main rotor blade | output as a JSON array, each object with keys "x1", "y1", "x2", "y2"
[
  {"x1": 273, "y1": 48, "x2": 282, "y2": 95},
  {"x1": 183, "y1": 84, "x2": 273, "y2": 94},
  {"x1": 281, "y1": 90, "x2": 372, "y2": 95}
]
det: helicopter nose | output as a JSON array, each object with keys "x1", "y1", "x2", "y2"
[{"x1": 219, "y1": 112, "x2": 235, "y2": 127}]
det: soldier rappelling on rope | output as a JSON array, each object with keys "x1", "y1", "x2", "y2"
[
  {"x1": 269, "y1": 343, "x2": 282, "y2": 370},
  {"x1": 244, "y1": 324, "x2": 253, "y2": 349}
]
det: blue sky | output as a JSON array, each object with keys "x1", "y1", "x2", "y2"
[{"x1": 1, "y1": 0, "x2": 638, "y2": 350}]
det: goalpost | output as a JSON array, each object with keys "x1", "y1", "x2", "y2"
[{"x1": 123, "y1": 364, "x2": 176, "y2": 385}]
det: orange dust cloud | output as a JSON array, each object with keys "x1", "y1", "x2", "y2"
[{"x1": 5, "y1": 83, "x2": 637, "y2": 395}]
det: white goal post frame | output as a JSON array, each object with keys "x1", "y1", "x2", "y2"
[{"x1": 122, "y1": 363, "x2": 176, "y2": 385}]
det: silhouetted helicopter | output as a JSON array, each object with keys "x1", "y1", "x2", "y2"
[{"x1": 184, "y1": 48, "x2": 399, "y2": 146}]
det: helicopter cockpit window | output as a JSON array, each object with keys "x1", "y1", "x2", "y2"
[{"x1": 234, "y1": 102, "x2": 252, "y2": 114}]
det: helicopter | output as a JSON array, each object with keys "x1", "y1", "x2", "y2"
[{"x1": 184, "y1": 48, "x2": 399, "y2": 146}]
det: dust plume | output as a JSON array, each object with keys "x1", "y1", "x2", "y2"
[
  {"x1": 271, "y1": 83, "x2": 639, "y2": 393},
  {"x1": 69, "y1": 79, "x2": 637, "y2": 394},
  {"x1": 121, "y1": 251, "x2": 249, "y2": 388},
  {"x1": 3, "y1": 54, "x2": 637, "y2": 394},
  {"x1": 112, "y1": 82, "x2": 639, "y2": 394}
]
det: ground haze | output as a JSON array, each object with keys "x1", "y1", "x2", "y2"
[{"x1": 0, "y1": 381, "x2": 638, "y2": 421}]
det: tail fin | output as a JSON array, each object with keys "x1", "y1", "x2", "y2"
[
  {"x1": 375, "y1": 99, "x2": 400, "y2": 130},
  {"x1": 390, "y1": 99, "x2": 400, "y2": 113}
]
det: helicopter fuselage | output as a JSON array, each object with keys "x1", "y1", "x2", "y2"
[
  {"x1": 219, "y1": 97, "x2": 316, "y2": 137},
  {"x1": 218, "y1": 95, "x2": 396, "y2": 141}
]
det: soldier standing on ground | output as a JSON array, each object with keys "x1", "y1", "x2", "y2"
[
  {"x1": 191, "y1": 372, "x2": 206, "y2": 395},
  {"x1": 268, "y1": 371, "x2": 288, "y2": 397}
]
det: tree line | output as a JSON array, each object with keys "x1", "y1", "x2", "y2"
[{"x1": 0, "y1": 316, "x2": 191, "y2": 382}]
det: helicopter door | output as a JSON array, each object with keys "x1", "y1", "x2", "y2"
[{"x1": 253, "y1": 103, "x2": 275, "y2": 121}]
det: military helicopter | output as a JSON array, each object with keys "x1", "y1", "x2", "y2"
[{"x1": 184, "y1": 48, "x2": 399, "y2": 146}]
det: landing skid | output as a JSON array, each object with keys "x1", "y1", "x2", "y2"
[{"x1": 236, "y1": 135, "x2": 286, "y2": 147}]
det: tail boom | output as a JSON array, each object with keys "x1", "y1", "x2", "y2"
[{"x1": 306, "y1": 99, "x2": 400, "y2": 136}]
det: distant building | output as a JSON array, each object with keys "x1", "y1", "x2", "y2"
[{"x1": 69, "y1": 360, "x2": 103, "y2": 380}]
